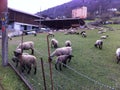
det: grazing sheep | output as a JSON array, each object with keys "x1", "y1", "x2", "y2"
[
  {"x1": 81, "y1": 32, "x2": 87, "y2": 37},
  {"x1": 13, "y1": 51, "x2": 37, "y2": 74},
  {"x1": 100, "y1": 35, "x2": 109, "y2": 39},
  {"x1": 48, "y1": 32, "x2": 54, "y2": 37},
  {"x1": 80, "y1": 31, "x2": 86, "y2": 35},
  {"x1": 16, "y1": 41, "x2": 34, "y2": 54},
  {"x1": 12, "y1": 51, "x2": 29, "y2": 67},
  {"x1": 49, "y1": 47, "x2": 72, "y2": 62},
  {"x1": 116, "y1": 48, "x2": 120, "y2": 64},
  {"x1": 65, "y1": 40, "x2": 71, "y2": 47},
  {"x1": 51, "y1": 38, "x2": 58, "y2": 48},
  {"x1": 55, "y1": 55, "x2": 74, "y2": 71},
  {"x1": 94, "y1": 40, "x2": 103, "y2": 49}
]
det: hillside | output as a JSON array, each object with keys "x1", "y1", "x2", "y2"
[{"x1": 36, "y1": 0, "x2": 120, "y2": 19}]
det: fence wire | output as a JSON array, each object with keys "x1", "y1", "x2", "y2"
[{"x1": 8, "y1": 44, "x2": 116, "y2": 90}]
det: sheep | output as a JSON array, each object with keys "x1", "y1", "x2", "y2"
[
  {"x1": 55, "y1": 55, "x2": 74, "y2": 71},
  {"x1": 94, "y1": 40, "x2": 103, "y2": 49},
  {"x1": 81, "y1": 32, "x2": 87, "y2": 37},
  {"x1": 13, "y1": 51, "x2": 37, "y2": 74},
  {"x1": 100, "y1": 35, "x2": 109, "y2": 39},
  {"x1": 65, "y1": 40, "x2": 71, "y2": 47},
  {"x1": 16, "y1": 41, "x2": 34, "y2": 55},
  {"x1": 116, "y1": 48, "x2": 120, "y2": 64},
  {"x1": 49, "y1": 47, "x2": 72, "y2": 62},
  {"x1": 48, "y1": 31, "x2": 54, "y2": 37},
  {"x1": 51, "y1": 38, "x2": 58, "y2": 48},
  {"x1": 12, "y1": 51, "x2": 29, "y2": 67}
]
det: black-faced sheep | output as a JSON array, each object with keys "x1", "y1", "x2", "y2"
[
  {"x1": 48, "y1": 32, "x2": 54, "y2": 37},
  {"x1": 100, "y1": 35, "x2": 109, "y2": 39},
  {"x1": 94, "y1": 40, "x2": 103, "y2": 49},
  {"x1": 49, "y1": 47, "x2": 72, "y2": 62},
  {"x1": 12, "y1": 51, "x2": 29, "y2": 67},
  {"x1": 51, "y1": 38, "x2": 58, "y2": 48},
  {"x1": 13, "y1": 51, "x2": 37, "y2": 74},
  {"x1": 55, "y1": 55, "x2": 74, "y2": 71},
  {"x1": 65, "y1": 40, "x2": 71, "y2": 47},
  {"x1": 81, "y1": 32, "x2": 87, "y2": 37},
  {"x1": 16, "y1": 41, "x2": 34, "y2": 54},
  {"x1": 116, "y1": 48, "x2": 120, "y2": 64}
]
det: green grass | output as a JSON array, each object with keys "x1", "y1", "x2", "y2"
[{"x1": 0, "y1": 26, "x2": 120, "y2": 90}]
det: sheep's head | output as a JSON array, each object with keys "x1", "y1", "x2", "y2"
[
  {"x1": 49, "y1": 56, "x2": 53, "y2": 62},
  {"x1": 13, "y1": 49, "x2": 22, "y2": 57},
  {"x1": 68, "y1": 55, "x2": 74, "y2": 59},
  {"x1": 94, "y1": 44, "x2": 97, "y2": 48},
  {"x1": 12, "y1": 56, "x2": 19, "y2": 63}
]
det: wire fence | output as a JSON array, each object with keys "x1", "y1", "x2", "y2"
[
  {"x1": 7, "y1": 38, "x2": 117, "y2": 90},
  {"x1": 3, "y1": 25, "x2": 120, "y2": 90}
]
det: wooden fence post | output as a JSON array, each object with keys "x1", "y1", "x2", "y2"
[{"x1": 0, "y1": 0, "x2": 8, "y2": 66}]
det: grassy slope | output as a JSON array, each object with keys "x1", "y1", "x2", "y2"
[{"x1": 0, "y1": 24, "x2": 120, "y2": 90}]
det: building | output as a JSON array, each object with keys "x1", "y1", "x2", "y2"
[
  {"x1": 72, "y1": 6, "x2": 87, "y2": 19},
  {"x1": 0, "y1": 8, "x2": 43, "y2": 31},
  {"x1": 8, "y1": 8, "x2": 43, "y2": 31}
]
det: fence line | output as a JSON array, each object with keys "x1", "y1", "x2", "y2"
[{"x1": 61, "y1": 63, "x2": 115, "y2": 90}]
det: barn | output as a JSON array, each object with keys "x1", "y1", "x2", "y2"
[{"x1": 8, "y1": 8, "x2": 43, "y2": 31}]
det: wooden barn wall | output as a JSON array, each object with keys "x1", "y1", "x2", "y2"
[{"x1": 8, "y1": 9, "x2": 39, "y2": 25}]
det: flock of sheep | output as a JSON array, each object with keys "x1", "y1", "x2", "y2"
[{"x1": 11, "y1": 28, "x2": 120, "y2": 75}]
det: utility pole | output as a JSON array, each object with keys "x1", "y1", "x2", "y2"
[{"x1": 0, "y1": 0, "x2": 8, "y2": 66}]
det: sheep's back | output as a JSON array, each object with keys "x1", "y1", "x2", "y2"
[
  {"x1": 56, "y1": 47, "x2": 72, "y2": 56},
  {"x1": 22, "y1": 41, "x2": 34, "y2": 49},
  {"x1": 22, "y1": 55, "x2": 36, "y2": 64}
]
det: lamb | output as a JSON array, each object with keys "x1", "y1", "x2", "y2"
[
  {"x1": 94, "y1": 40, "x2": 103, "y2": 49},
  {"x1": 49, "y1": 47, "x2": 72, "y2": 62},
  {"x1": 13, "y1": 51, "x2": 37, "y2": 74},
  {"x1": 100, "y1": 35, "x2": 109, "y2": 39},
  {"x1": 51, "y1": 38, "x2": 58, "y2": 48},
  {"x1": 116, "y1": 48, "x2": 120, "y2": 64},
  {"x1": 55, "y1": 55, "x2": 74, "y2": 71},
  {"x1": 16, "y1": 41, "x2": 34, "y2": 54},
  {"x1": 65, "y1": 40, "x2": 71, "y2": 47}
]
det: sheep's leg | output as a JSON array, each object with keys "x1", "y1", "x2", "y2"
[
  {"x1": 27, "y1": 66, "x2": 31, "y2": 74},
  {"x1": 99, "y1": 45, "x2": 102, "y2": 49},
  {"x1": 34, "y1": 67, "x2": 37, "y2": 75},
  {"x1": 59, "y1": 63, "x2": 62, "y2": 71},
  {"x1": 31, "y1": 49, "x2": 34, "y2": 55},
  {"x1": 16, "y1": 61, "x2": 19, "y2": 67},
  {"x1": 117, "y1": 57, "x2": 120, "y2": 64},
  {"x1": 21, "y1": 64, "x2": 25, "y2": 73},
  {"x1": 63, "y1": 61, "x2": 66, "y2": 68},
  {"x1": 55, "y1": 63, "x2": 58, "y2": 70}
]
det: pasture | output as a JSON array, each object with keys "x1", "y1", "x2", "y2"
[{"x1": 0, "y1": 25, "x2": 120, "y2": 90}]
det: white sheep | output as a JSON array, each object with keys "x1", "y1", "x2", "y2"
[
  {"x1": 116, "y1": 48, "x2": 120, "y2": 64},
  {"x1": 65, "y1": 40, "x2": 71, "y2": 47},
  {"x1": 100, "y1": 35, "x2": 109, "y2": 39},
  {"x1": 13, "y1": 51, "x2": 37, "y2": 74},
  {"x1": 94, "y1": 40, "x2": 103, "y2": 49},
  {"x1": 16, "y1": 41, "x2": 34, "y2": 54},
  {"x1": 49, "y1": 47, "x2": 72, "y2": 62},
  {"x1": 51, "y1": 38, "x2": 58, "y2": 48},
  {"x1": 55, "y1": 55, "x2": 74, "y2": 70}
]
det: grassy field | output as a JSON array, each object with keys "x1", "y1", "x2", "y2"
[{"x1": 0, "y1": 24, "x2": 120, "y2": 90}]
